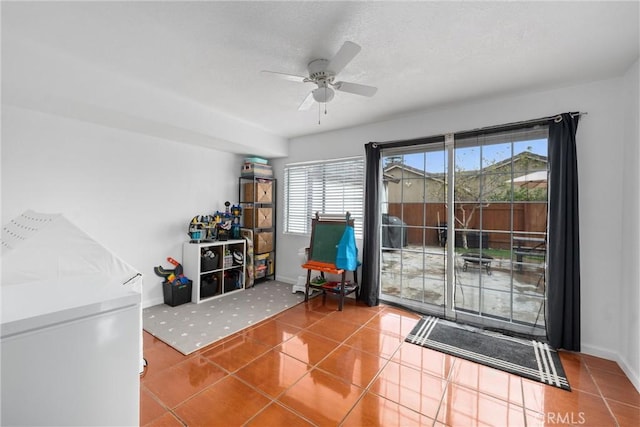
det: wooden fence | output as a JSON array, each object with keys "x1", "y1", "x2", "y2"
[{"x1": 386, "y1": 202, "x2": 547, "y2": 249}]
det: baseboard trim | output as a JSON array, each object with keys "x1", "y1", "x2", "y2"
[
  {"x1": 581, "y1": 344, "x2": 640, "y2": 393},
  {"x1": 142, "y1": 296, "x2": 165, "y2": 309},
  {"x1": 619, "y1": 358, "x2": 640, "y2": 394},
  {"x1": 276, "y1": 275, "x2": 297, "y2": 285}
]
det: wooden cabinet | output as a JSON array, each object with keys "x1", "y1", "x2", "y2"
[
  {"x1": 182, "y1": 239, "x2": 246, "y2": 303},
  {"x1": 239, "y1": 176, "x2": 276, "y2": 281}
]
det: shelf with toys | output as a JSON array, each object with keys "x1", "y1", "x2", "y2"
[
  {"x1": 182, "y1": 239, "x2": 246, "y2": 303},
  {"x1": 182, "y1": 200, "x2": 248, "y2": 303}
]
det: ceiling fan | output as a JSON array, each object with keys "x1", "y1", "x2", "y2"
[{"x1": 261, "y1": 41, "x2": 377, "y2": 111}]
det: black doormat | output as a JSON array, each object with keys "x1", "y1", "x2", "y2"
[{"x1": 405, "y1": 316, "x2": 571, "y2": 390}]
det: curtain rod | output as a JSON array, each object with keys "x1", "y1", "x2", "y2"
[
  {"x1": 455, "y1": 111, "x2": 587, "y2": 139},
  {"x1": 373, "y1": 111, "x2": 587, "y2": 149}
]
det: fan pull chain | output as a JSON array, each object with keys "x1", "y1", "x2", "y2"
[{"x1": 324, "y1": 87, "x2": 328, "y2": 115}]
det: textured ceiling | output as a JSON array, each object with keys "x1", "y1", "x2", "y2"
[{"x1": 2, "y1": 1, "x2": 639, "y2": 139}]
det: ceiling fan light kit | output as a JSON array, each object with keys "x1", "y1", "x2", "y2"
[
  {"x1": 262, "y1": 41, "x2": 377, "y2": 116},
  {"x1": 312, "y1": 86, "x2": 334, "y2": 103}
]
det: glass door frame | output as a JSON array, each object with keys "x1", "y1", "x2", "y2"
[
  {"x1": 379, "y1": 129, "x2": 549, "y2": 338},
  {"x1": 444, "y1": 133, "x2": 456, "y2": 319}
]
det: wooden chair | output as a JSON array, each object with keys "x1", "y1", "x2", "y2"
[{"x1": 303, "y1": 212, "x2": 359, "y2": 311}]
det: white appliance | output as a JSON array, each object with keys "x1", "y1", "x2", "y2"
[{"x1": 1, "y1": 211, "x2": 142, "y2": 426}]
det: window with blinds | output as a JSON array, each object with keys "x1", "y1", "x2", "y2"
[{"x1": 283, "y1": 157, "x2": 364, "y2": 237}]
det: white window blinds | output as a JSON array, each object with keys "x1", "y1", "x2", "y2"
[{"x1": 284, "y1": 157, "x2": 364, "y2": 237}]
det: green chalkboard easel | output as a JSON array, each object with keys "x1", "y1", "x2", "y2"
[
  {"x1": 308, "y1": 213, "x2": 355, "y2": 264},
  {"x1": 303, "y1": 212, "x2": 358, "y2": 311}
]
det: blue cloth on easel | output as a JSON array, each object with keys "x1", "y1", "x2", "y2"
[{"x1": 335, "y1": 225, "x2": 358, "y2": 270}]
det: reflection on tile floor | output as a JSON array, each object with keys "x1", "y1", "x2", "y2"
[{"x1": 141, "y1": 296, "x2": 640, "y2": 426}]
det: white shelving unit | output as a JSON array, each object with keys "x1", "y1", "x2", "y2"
[{"x1": 182, "y1": 239, "x2": 246, "y2": 303}]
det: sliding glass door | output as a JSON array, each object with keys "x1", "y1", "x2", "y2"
[
  {"x1": 379, "y1": 127, "x2": 549, "y2": 336},
  {"x1": 380, "y1": 141, "x2": 450, "y2": 317}
]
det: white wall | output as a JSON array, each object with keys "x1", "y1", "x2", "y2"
[
  {"x1": 620, "y1": 59, "x2": 640, "y2": 389},
  {"x1": 2, "y1": 33, "x2": 290, "y2": 308},
  {"x1": 2, "y1": 105, "x2": 242, "y2": 307},
  {"x1": 274, "y1": 71, "x2": 639, "y2": 390}
]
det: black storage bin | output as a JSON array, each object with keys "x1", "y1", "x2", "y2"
[
  {"x1": 454, "y1": 230, "x2": 489, "y2": 249},
  {"x1": 224, "y1": 271, "x2": 241, "y2": 292},
  {"x1": 163, "y1": 280, "x2": 192, "y2": 307},
  {"x1": 467, "y1": 231, "x2": 489, "y2": 249},
  {"x1": 201, "y1": 254, "x2": 219, "y2": 271},
  {"x1": 440, "y1": 225, "x2": 489, "y2": 249},
  {"x1": 200, "y1": 275, "x2": 219, "y2": 298}
]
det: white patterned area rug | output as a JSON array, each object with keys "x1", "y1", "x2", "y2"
[{"x1": 143, "y1": 281, "x2": 306, "y2": 355}]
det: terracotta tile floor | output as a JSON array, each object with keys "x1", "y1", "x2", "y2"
[{"x1": 141, "y1": 297, "x2": 640, "y2": 426}]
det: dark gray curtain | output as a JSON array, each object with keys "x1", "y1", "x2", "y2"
[
  {"x1": 360, "y1": 142, "x2": 381, "y2": 306},
  {"x1": 547, "y1": 113, "x2": 581, "y2": 351}
]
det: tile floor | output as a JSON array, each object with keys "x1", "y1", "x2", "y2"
[{"x1": 141, "y1": 296, "x2": 639, "y2": 426}]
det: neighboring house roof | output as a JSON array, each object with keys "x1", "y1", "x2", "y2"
[
  {"x1": 383, "y1": 162, "x2": 445, "y2": 183},
  {"x1": 382, "y1": 172, "x2": 400, "y2": 183},
  {"x1": 487, "y1": 151, "x2": 547, "y2": 172},
  {"x1": 384, "y1": 152, "x2": 547, "y2": 178}
]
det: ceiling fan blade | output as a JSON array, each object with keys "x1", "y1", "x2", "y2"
[
  {"x1": 261, "y1": 70, "x2": 307, "y2": 83},
  {"x1": 327, "y1": 41, "x2": 361, "y2": 75},
  {"x1": 333, "y1": 81, "x2": 377, "y2": 97},
  {"x1": 298, "y1": 92, "x2": 315, "y2": 111}
]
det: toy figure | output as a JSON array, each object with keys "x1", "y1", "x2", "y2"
[{"x1": 154, "y1": 257, "x2": 189, "y2": 285}]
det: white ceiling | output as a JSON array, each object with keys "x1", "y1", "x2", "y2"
[{"x1": 2, "y1": 1, "x2": 639, "y2": 140}]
